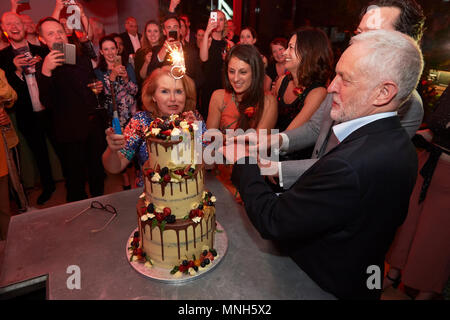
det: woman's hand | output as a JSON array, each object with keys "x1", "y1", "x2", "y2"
[
  {"x1": 144, "y1": 51, "x2": 152, "y2": 64},
  {"x1": 205, "y1": 18, "x2": 218, "y2": 36},
  {"x1": 105, "y1": 127, "x2": 125, "y2": 151},
  {"x1": 110, "y1": 65, "x2": 127, "y2": 82}
]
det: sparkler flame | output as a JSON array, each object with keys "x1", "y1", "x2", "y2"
[{"x1": 167, "y1": 42, "x2": 186, "y2": 79}]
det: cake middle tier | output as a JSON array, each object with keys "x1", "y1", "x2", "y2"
[{"x1": 144, "y1": 168, "x2": 205, "y2": 219}]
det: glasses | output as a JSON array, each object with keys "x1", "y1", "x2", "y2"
[{"x1": 65, "y1": 201, "x2": 117, "y2": 233}]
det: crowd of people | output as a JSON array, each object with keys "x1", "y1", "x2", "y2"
[{"x1": 0, "y1": 0, "x2": 448, "y2": 300}]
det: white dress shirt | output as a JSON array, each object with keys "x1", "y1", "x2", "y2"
[
  {"x1": 128, "y1": 33, "x2": 141, "y2": 53},
  {"x1": 277, "y1": 112, "x2": 398, "y2": 187}
]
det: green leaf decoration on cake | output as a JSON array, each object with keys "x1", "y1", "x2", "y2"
[
  {"x1": 151, "y1": 218, "x2": 158, "y2": 230},
  {"x1": 160, "y1": 220, "x2": 167, "y2": 232}
]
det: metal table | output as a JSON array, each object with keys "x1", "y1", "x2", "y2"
[{"x1": 0, "y1": 173, "x2": 335, "y2": 300}]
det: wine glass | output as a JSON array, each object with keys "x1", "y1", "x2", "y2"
[{"x1": 87, "y1": 79, "x2": 103, "y2": 110}]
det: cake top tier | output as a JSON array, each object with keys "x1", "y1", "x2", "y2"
[{"x1": 144, "y1": 112, "x2": 201, "y2": 144}]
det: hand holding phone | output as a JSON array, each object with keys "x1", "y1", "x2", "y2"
[{"x1": 210, "y1": 12, "x2": 217, "y2": 23}]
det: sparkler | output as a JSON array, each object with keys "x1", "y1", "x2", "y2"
[{"x1": 167, "y1": 42, "x2": 186, "y2": 79}]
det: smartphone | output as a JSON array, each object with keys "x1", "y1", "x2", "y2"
[
  {"x1": 14, "y1": 46, "x2": 34, "y2": 74},
  {"x1": 210, "y1": 12, "x2": 218, "y2": 23},
  {"x1": 52, "y1": 42, "x2": 76, "y2": 65},
  {"x1": 64, "y1": 43, "x2": 76, "y2": 65},
  {"x1": 17, "y1": 0, "x2": 30, "y2": 3},
  {"x1": 168, "y1": 30, "x2": 178, "y2": 40},
  {"x1": 52, "y1": 42, "x2": 64, "y2": 54},
  {"x1": 113, "y1": 55, "x2": 122, "y2": 67}
]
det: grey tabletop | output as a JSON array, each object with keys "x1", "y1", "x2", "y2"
[{"x1": 0, "y1": 173, "x2": 335, "y2": 300}]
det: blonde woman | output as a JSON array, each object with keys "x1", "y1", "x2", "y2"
[{"x1": 102, "y1": 66, "x2": 204, "y2": 186}]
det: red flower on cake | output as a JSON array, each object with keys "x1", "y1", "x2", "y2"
[{"x1": 243, "y1": 107, "x2": 256, "y2": 118}]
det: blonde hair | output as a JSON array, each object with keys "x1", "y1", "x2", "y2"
[
  {"x1": 212, "y1": 10, "x2": 228, "y2": 39},
  {"x1": 141, "y1": 66, "x2": 197, "y2": 115}
]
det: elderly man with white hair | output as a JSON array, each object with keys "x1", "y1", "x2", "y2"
[{"x1": 230, "y1": 30, "x2": 424, "y2": 300}]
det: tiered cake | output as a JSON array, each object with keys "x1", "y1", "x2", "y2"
[{"x1": 132, "y1": 112, "x2": 217, "y2": 275}]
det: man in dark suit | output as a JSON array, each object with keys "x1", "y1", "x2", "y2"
[
  {"x1": 119, "y1": 17, "x2": 142, "y2": 60},
  {"x1": 35, "y1": 17, "x2": 106, "y2": 203},
  {"x1": 230, "y1": 30, "x2": 424, "y2": 299},
  {"x1": 263, "y1": 0, "x2": 426, "y2": 189},
  {"x1": 0, "y1": 12, "x2": 56, "y2": 205}
]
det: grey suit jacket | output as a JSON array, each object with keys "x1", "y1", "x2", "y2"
[{"x1": 280, "y1": 90, "x2": 423, "y2": 189}]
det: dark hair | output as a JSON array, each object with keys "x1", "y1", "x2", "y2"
[
  {"x1": 270, "y1": 37, "x2": 288, "y2": 50},
  {"x1": 223, "y1": 44, "x2": 265, "y2": 130},
  {"x1": 361, "y1": 0, "x2": 425, "y2": 43},
  {"x1": 96, "y1": 35, "x2": 118, "y2": 72},
  {"x1": 161, "y1": 14, "x2": 180, "y2": 28},
  {"x1": 240, "y1": 26, "x2": 257, "y2": 41},
  {"x1": 109, "y1": 33, "x2": 128, "y2": 67},
  {"x1": 293, "y1": 27, "x2": 333, "y2": 88},
  {"x1": 36, "y1": 16, "x2": 62, "y2": 36}
]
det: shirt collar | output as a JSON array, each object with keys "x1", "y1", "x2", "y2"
[{"x1": 333, "y1": 112, "x2": 398, "y2": 142}]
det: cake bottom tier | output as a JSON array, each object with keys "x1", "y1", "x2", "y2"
[{"x1": 136, "y1": 198, "x2": 216, "y2": 269}]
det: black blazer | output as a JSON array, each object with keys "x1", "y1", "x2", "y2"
[
  {"x1": 231, "y1": 116, "x2": 418, "y2": 299},
  {"x1": 35, "y1": 53, "x2": 98, "y2": 143},
  {"x1": 0, "y1": 43, "x2": 49, "y2": 134},
  {"x1": 119, "y1": 32, "x2": 142, "y2": 58}
]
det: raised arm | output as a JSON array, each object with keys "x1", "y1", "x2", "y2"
[{"x1": 199, "y1": 18, "x2": 217, "y2": 62}]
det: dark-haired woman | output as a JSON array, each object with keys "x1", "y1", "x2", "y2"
[
  {"x1": 207, "y1": 44, "x2": 277, "y2": 132},
  {"x1": 206, "y1": 45, "x2": 277, "y2": 203},
  {"x1": 274, "y1": 27, "x2": 333, "y2": 134},
  {"x1": 94, "y1": 36, "x2": 138, "y2": 128},
  {"x1": 239, "y1": 26, "x2": 272, "y2": 92},
  {"x1": 95, "y1": 36, "x2": 138, "y2": 190},
  {"x1": 266, "y1": 37, "x2": 288, "y2": 90}
]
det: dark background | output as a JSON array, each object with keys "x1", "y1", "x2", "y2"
[{"x1": 173, "y1": 0, "x2": 449, "y2": 71}]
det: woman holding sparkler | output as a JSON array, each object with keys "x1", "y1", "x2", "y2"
[{"x1": 102, "y1": 66, "x2": 205, "y2": 187}]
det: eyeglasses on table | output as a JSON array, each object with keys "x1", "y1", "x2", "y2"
[{"x1": 65, "y1": 200, "x2": 118, "y2": 233}]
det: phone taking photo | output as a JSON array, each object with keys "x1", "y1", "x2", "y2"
[
  {"x1": 52, "y1": 42, "x2": 76, "y2": 65},
  {"x1": 210, "y1": 12, "x2": 218, "y2": 23},
  {"x1": 168, "y1": 30, "x2": 178, "y2": 41},
  {"x1": 113, "y1": 55, "x2": 122, "y2": 67}
]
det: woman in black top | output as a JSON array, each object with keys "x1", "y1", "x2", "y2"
[
  {"x1": 273, "y1": 27, "x2": 333, "y2": 133},
  {"x1": 266, "y1": 37, "x2": 288, "y2": 90},
  {"x1": 199, "y1": 10, "x2": 234, "y2": 120}
]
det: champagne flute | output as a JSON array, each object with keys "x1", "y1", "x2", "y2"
[{"x1": 87, "y1": 79, "x2": 103, "y2": 109}]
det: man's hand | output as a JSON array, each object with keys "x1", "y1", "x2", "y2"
[
  {"x1": 13, "y1": 54, "x2": 29, "y2": 74},
  {"x1": 42, "y1": 51, "x2": 65, "y2": 77}
]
